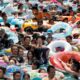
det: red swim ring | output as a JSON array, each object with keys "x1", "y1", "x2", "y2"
[{"x1": 49, "y1": 51, "x2": 80, "y2": 70}]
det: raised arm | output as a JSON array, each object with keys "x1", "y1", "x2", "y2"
[{"x1": 58, "y1": 59, "x2": 79, "y2": 76}]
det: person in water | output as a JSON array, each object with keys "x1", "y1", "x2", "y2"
[{"x1": 59, "y1": 58, "x2": 80, "y2": 80}]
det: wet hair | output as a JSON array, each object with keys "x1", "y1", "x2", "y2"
[
  {"x1": 43, "y1": 9, "x2": 48, "y2": 13},
  {"x1": 66, "y1": 35, "x2": 72, "y2": 40},
  {"x1": 32, "y1": 61, "x2": 40, "y2": 69},
  {"x1": 52, "y1": 16, "x2": 57, "y2": 21},
  {"x1": 25, "y1": 0, "x2": 29, "y2": 2},
  {"x1": 24, "y1": 36, "x2": 31, "y2": 41},
  {"x1": 38, "y1": 68, "x2": 46, "y2": 73},
  {"x1": 73, "y1": 34, "x2": 79, "y2": 39},
  {"x1": 32, "y1": 33, "x2": 39, "y2": 40},
  {"x1": 13, "y1": 71, "x2": 21, "y2": 77},
  {"x1": 72, "y1": 59, "x2": 80, "y2": 72},
  {"x1": 77, "y1": 21, "x2": 80, "y2": 25},
  {"x1": 27, "y1": 51, "x2": 33, "y2": 60},
  {"x1": 1, "y1": 12, "x2": 7, "y2": 17},
  {"x1": 36, "y1": 36, "x2": 42, "y2": 40},
  {"x1": 60, "y1": 28, "x2": 65, "y2": 33},
  {"x1": 62, "y1": 9, "x2": 67, "y2": 14},
  {"x1": 23, "y1": 73, "x2": 30, "y2": 79},
  {"x1": 38, "y1": 20, "x2": 43, "y2": 25},
  {"x1": 32, "y1": 18, "x2": 38, "y2": 21},
  {"x1": 32, "y1": 6, "x2": 38, "y2": 11},
  {"x1": 5, "y1": 23, "x2": 10, "y2": 28},
  {"x1": 68, "y1": 7, "x2": 73, "y2": 11},
  {"x1": 24, "y1": 27, "x2": 33, "y2": 34},
  {"x1": 18, "y1": 3, "x2": 23, "y2": 9},
  {"x1": 0, "y1": 66, "x2": 6, "y2": 74},
  {"x1": 0, "y1": 10, "x2": 2, "y2": 16},
  {"x1": 38, "y1": 27, "x2": 44, "y2": 32},
  {"x1": 63, "y1": 18, "x2": 68, "y2": 22},
  {"x1": 49, "y1": 19, "x2": 54, "y2": 23},
  {"x1": 15, "y1": 25, "x2": 21, "y2": 32},
  {"x1": 47, "y1": 65, "x2": 55, "y2": 73},
  {"x1": 41, "y1": 35, "x2": 46, "y2": 41}
]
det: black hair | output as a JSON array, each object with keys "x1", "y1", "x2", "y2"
[
  {"x1": 41, "y1": 35, "x2": 46, "y2": 41},
  {"x1": 15, "y1": 24, "x2": 21, "y2": 32},
  {"x1": 11, "y1": 44, "x2": 18, "y2": 51},
  {"x1": 68, "y1": 7, "x2": 73, "y2": 11},
  {"x1": 66, "y1": 35, "x2": 72, "y2": 40},
  {"x1": 36, "y1": 36, "x2": 42, "y2": 40},
  {"x1": 24, "y1": 27, "x2": 33, "y2": 34},
  {"x1": 60, "y1": 28, "x2": 65, "y2": 33},
  {"x1": 23, "y1": 73, "x2": 30, "y2": 79},
  {"x1": 63, "y1": 18, "x2": 68, "y2": 22},
  {"x1": 77, "y1": 21, "x2": 80, "y2": 25},
  {"x1": 43, "y1": 9, "x2": 48, "y2": 13},
  {"x1": 1, "y1": 12, "x2": 7, "y2": 17},
  {"x1": 27, "y1": 51, "x2": 33, "y2": 60},
  {"x1": 32, "y1": 61, "x2": 40, "y2": 69},
  {"x1": 13, "y1": 71, "x2": 21, "y2": 78},
  {"x1": 32, "y1": 18, "x2": 38, "y2": 21},
  {"x1": 32, "y1": 33, "x2": 40, "y2": 40},
  {"x1": 5, "y1": 23, "x2": 10, "y2": 28},
  {"x1": 72, "y1": 59, "x2": 80, "y2": 72},
  {"x1": 0, "y1": 10, "x2": 2, "y2": 16},
  {"x1": 24, "y1": 36, "x2": 31, "y2": 41},
  {"x1": 25, "y1": 0, "x2": 29, "y2": 2},
  {"x1": 62, "y1": 9, "x2": 67, "y2": 14},
  {"x1": 34, "y1": 4, "x2": 38, "y2": 8},
  {"x1": 52, "y1": 16, "x2": 57, "y2": 21},
  {"x1": 38, "y1": 68, "x2": 46, "y2": 73},
  {"x1": 73, "y1": 34, "x2": 79, "y2": 39},
  {"x1": 38, "y1": 20, "x2": 43, "y2": 25},
  {"x1": 49, "y1": 19, "x2": 54, "y2": 23},
  {"x1": 0, "y1": 66, "x2": 6, "y2": 74},
  {"x1": 18, "y1": 3, "x2": 23, "y2": 9},
  {"x1": 47, "y1": 65, "x2": 55, "y2": 73},
  {"x1": 32, "y1": 6, "x2": 38, "y2": 11},
  {"x1": 38, "y1": 27, "x2": 44, "y2": 32}
]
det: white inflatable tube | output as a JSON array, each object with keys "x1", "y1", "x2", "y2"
[
  {"x1": 47, "y1": 22, "x2": 72, "y2": 39},
  {"x1": 47, "y1": 40, "x2": 72, "y2": 56}
]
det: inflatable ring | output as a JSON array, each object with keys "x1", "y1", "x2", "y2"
[
  {"x1": 0, "y1": 17, "x2": 14, "y2": 25},
  {"x1": 5, "y1": 48, "x2": 11, "y2": 53},
  {"x1": 23, "y1": 20, "x2": 38, "y2": 30},
  {"x1": 0, "y1": 17, "x2": 3, "y2": 23},
  {"x1": 7, "y1": 65, "x2": 20, "y2": 73},
  {"x1": 49, "y1": 51, "x2": 80, "y2": 70},
  {"x1": 0, "y1": 27, "x2": 18, "y2": 43},
  {"x1": 10, "y1": 18, "x2": 24, "y2": 28},
  {"x1": 0, "y1": 61, "x2": 7, "y2": 67},
  {"x1": 47, "y1": 40, "x2": 72, "y2": 56},
  {"x1": 47, "y1": 22, "x2": 72, "y2": 39}
]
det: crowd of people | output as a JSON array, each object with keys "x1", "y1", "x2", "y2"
[{"x1": 0, "y1": 0, "x2": 80, "y2": 80}]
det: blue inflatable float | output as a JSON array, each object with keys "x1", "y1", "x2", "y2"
[
  {"x1": 0, "y1": 27, "x2": 19, "y2": 43},
  {"x1": 47, "y1": 22, "x2": 72, "y2": 39},
  {"x1": 10, "y1": 18, "x2": 24, "y2": 28}
]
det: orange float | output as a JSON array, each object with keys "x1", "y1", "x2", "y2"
[
  {"x1": 49, "y1": 51, "x2": 80, "y2": 70},
  {"x1": 62, "y1": 16, "x2": 80, "y2": 22}
]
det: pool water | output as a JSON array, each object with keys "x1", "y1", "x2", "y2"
[
  {"x1": 63, "y1": 73, "x2": 77, "y2": 80},
  {"x1": 0, "y1": 2, "x2": 9, "y2": 10}
]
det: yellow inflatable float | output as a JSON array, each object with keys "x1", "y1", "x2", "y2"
[
  {"x1": 5, "y1": 48, "x2": 11, "y2": 53},
  {"x1": 22, "y1": 19, "x2": 38, "y2": 30}
]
